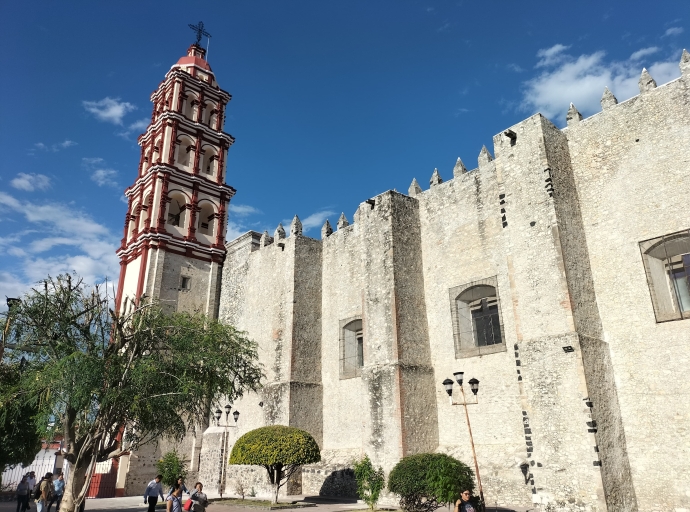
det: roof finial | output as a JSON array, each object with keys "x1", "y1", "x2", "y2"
[
  {"x1": 566, "y1": 103, "x2": 583, "y2": 126},
  {"x1": 430, "y1": 168, "x2": 443, "y2": 187},
  {"x1": 638, "y1": 68, "x2": 657, "y2": 93},
  {"x1": 274, "y1": 223, "x2": 286, "y2": 240},
  {"x1": 680, "y1": 49, "x2": 690, "y2": 76},
  {"x1": 321, "y1": 219, "x2": 333, "y2": 239},
  {"x1": 408, "y1": 178, "x2": 422, "y2": 196},
  {"x1": 290, "y1": 215, "x2": 303, "y2": 236},
  {"x1": 453, "y1": 157, "x2": 467, "y2": 177},
  {"x1": 188, "y1": 21, "x2": 211, "y2": 46},
  {"x1": 337, "y1": 213, "x2": 349, "y2": 230},
  {"x1": 478, "y1": 146, "x2": 493, "y2": 166},
  {"x1": 600, "y1": 87, "x2": 618, "y2": 110}
]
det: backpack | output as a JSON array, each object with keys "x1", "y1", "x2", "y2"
[{"x1": 32, "y1": 481, "x2": 42, "y2": 500}]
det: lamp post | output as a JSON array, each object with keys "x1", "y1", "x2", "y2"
[
  {"x1": 442, "y1": 372, "x2": 484, "y2": 508},
  {"x1": 216, "y1": 405, "x2": 240, "y2": 498}
]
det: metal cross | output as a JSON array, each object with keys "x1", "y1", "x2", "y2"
[{"x1": 188, "y1": 21, "x2": 211, "y2": 45}]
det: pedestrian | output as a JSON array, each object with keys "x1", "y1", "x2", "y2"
[
  {"x1": 166, "y1": 485, "x2": 183, "y2": 512},
  {"x1": 35, "y1": 473, "x2": 55, "y2": 512},
  {"x1": 167, "y1": 477, "x2": 189, "y2": 497},
  {"x1": 144, "y1": 475, "x2": 165, "y2": 512},
  {"x1": 46, "y1": 474, "x2": 65, "y2": 512},
  {"x1": 189, "y1": 483, "x2": 208, "y2": 512},
  {"x1": 27, "y1": 473, "x2": 37, "y2": 498},
  {"x1": 16, "y1": 476, "x2": 31, "y2": 512},
  {"x1": 454, "y1": 489, "x2": 476, "y2": 512}
]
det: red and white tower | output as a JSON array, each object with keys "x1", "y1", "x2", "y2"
[{"x1": 115, "y1": 43, "x2": 235, "y2": 316}]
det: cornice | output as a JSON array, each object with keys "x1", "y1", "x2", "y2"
[
  {"x1": 124, "y1": 164, "x2": 237, "y2": 198},
  {"x1": 151, "y1": 69, "x2": 231, "y2": 103},
  {"x1": 138, "y1": 111, "x2": 234, "y2": 146}
]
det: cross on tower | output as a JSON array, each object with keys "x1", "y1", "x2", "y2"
[{"x1": 188, "y1": 21, "x2": 211, "y2": 45}]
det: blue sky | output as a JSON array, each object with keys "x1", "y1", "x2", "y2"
[{"x1": 0, "y1": 0, "x2": 687, "y2": 307}]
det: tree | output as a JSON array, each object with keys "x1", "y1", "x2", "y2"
[
  {"x1": 388, "y1": 453, "x2": 475, "y2": 512},
  {"x1": 156, "y1": 451, "x2": 188, "y2": 488},
  {"x1": 0, "y1": 364, "x2": 42, "y2": 481},
  {"x1": 229, "y1": 425, "x2": 321, "y2": 503},
  {"x1": 353, "y1": 455, "x2": 385, "y2": 511},
  {"x1": 0, "y1": 274, "x2": 263, "y2": 512}
]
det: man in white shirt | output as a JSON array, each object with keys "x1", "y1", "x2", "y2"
[{"x1": 143, "y1": 475, "x2": 165, "y2": 512}]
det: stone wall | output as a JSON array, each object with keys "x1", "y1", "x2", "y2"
[{"x1": 209, "y1": 56, "x2": 690, "y2": 511}]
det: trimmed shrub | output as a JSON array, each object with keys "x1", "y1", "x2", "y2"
[
  {"x1": 156, "y1": 450, "x2": 188, "y2": 488},
  {"x1": 388, "y1": 453, "x2": 474, "y2": 512},
  {"x1": 229, "y1": 425, "x2": 321, "y2": 503},
  {"x1": 353, "y1": 455, "x2": 385, "y2": 510}
]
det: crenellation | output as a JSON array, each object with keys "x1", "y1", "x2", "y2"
[
  {"x1": 429, "y1": 168, "x2": 443, "y2": 186},
  {"x1": 638, "y1": 67, "x2": 657, "y2": 93},
  {"x1": 290, "y1": 215, "x2": 303, "y2": 236},
  {"x1": 681, "y1": 48, "x2": 690, "y2": 76},
  {"x1": 453, "y1": 156, "x2": 467, "y2": 177},
  {"x1": 478, "y1": 144, "x2": 493, "y2": 166},
  {"x1": 600, "y1": 87, "x2": 618, "y2": 110},
  {"x1": 274, "y1": 222, "x2": 286, "y2": 240},
  {"x1": 408, "y1": 177, "x2": 423, "y2": 196},
  {"x1": 321, "y1": 219, "x2": 333, "y2": 238},
  {"x1": 336, "y1": 212, "x2": 349, "y2": 230}
]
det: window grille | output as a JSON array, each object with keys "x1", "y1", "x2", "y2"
[
  {"x1": 449, "y1": 276, "x2": 506, "y2": 358},
  {"x1": 639, "y1": 229, "x2": 690, "y2": 322},
  {"x1": 340, "y1": 318, "x2": 363, "y2": 379}
]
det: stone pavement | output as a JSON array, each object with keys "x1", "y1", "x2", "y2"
[{"x1": 0, "y1": 496, "x2": 532, "y2": 512}]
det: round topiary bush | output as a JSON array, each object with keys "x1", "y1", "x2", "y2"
[
  {"x1": 388, "y1": 453, "x2": 475, "y2": 512},
  {"x1": 229, "y1": 425, "x2": 321, "y2": 503}
]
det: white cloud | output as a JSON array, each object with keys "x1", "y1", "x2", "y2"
[
  {"x1": 507, "y1": 63, "x2": 524, "y2": 73},
  {"x1": 29, "y1": 140, "x2": 77, "y2": 154},
  {"x1": 520, "y1": 46, "x2": 681, "y2": 125},
  {"x1": 0, "y1": 190, "x2": 120, "y2": 308},
  {"x1": 663, "y1": 27, "x2": 684, "y2": 37},
  {"x1": 535, "y1": 44, "x2": 571, "y2": 68},
  {"x1": 91, "y1": 169, "x2": 119, "y2": 188},
  {"x1": 630, "y1": 47, "x2": 659, "y2": 61},
  {"x1": 229, "y1": 204, "x2": 261, "y2": 216},
  {"x1": 82, "y1": 97, "x2": 136, "y2": 125},
  {"x1": 437, "y1": 22, "x2": 451, "y2": 33},
  {"x1": 10, "y1": 173, "x2": 51, "y2": 192},
  {"x1": 82, "y1": 157, "x2": 104, "y2": 166},
  {"x1": 128, "y1": 118, "x2": 149, "y2": 132},
  {"x1": 301, "y1": 210, "x2": 336, "y2": 231}
]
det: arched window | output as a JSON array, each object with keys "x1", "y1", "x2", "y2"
[
  {"x1": 201, "y1": 147, "x2": 217, "y2": 177},
  {"x1": 127, "y1": 202, "x2": 139, "y2": 241},
  {"x1": 196, "y1": 201, "x2": 217, "y2": 240},
  {"x1": 208, "y1": 105, "x2": 218, "y2": 129},
  {"x1": 640, "y1": 229, "x2": 690, "y2": 322},
  {"x1": 139, "y1": 193, "x2": 151, "y2": 231},
  {"x1": 450, "y1": 276, "x2": 505, "y2": 358},
  {"x1": 175, "y1": 136, "x2": 194, "y2": 171},
  {"x1": 340, "y1": 318, "x2": 363, "y2": 379},
  {"x1": 167, "y1": 191, "x2": 188, "y2": 231},
  {"x1": 183, "y1": 93, "x2": 198, "y2": 121}
]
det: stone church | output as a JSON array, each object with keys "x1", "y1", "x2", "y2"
[{"x1": 113, "y1": 42, "x2": 690, "y2": 511}]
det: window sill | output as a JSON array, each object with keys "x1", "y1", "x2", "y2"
[{"x1": 456, "y1": 343, "x2": 507, "y2": 359}]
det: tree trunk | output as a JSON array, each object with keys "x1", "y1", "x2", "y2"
[
  {"x1": 273, "y1": 483, "x2": 279, "y2": 505},
  {"x1": 60, "y1": 455, "x2": 95, "y2": 512}
]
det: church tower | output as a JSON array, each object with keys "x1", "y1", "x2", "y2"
[{"x1": 115, "y1": 43, "x2": 235, "y2": 317}]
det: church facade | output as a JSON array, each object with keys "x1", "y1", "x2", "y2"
[{"x1": 117, "y1": 44, "x2": 690, "y2": 512}]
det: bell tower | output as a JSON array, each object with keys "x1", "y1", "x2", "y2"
[{"x1": 115, "y1": 43, "x2": 236, "y2": 316}]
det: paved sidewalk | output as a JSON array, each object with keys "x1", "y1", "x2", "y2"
[{"x1": 0, "y1": 496, "x2": 532, "y2": 512}]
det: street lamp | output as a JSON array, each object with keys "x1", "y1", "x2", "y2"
[
  {"x1": 442, "y1": 372, "x2": 484, "y2": 508},
  {"x1": 217, "y1": 404, "x2": 239, "y2": 498}
]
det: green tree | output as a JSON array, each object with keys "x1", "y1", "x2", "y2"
[
  {"x1": 0, "y1": 274, "x2": 263, "y2": 512},
  {"x1": 0, "y1": 365, "x2": 42, "y2": 482},
  {"x1": 229, "y1": 425, "x2": 321, "y2": 503},
  {"x1": 388, "y1": 453, "x2": 475, "y2": 512},
  {"x1": 353, "y1": 455, "x2": 385, "y2": 511},
  {"x1": 156, "y1": 451, "x2": 188, "y2": 488}
]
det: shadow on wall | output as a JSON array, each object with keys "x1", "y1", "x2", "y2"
[{"x1": 318, "y1": 468, "x2": 357, "y2": 498}]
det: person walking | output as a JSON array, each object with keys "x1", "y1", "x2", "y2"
[
  {"x1": 454, "y1": 489, "x2": 477, "y2": 512},
  {"x1": 35, "y1": 473, "x2": 54, "y2": 512},
  {"x1": 27, "y1": 473, "x2": 37, "y2": 500},
  {"x1": 144, "y1": 475, "x2": 165, "y2": 512},
  {"x1": 166, "y1": 485, "x2": 183, "y2": 512},
  {"x1": 189, "y1": 483, "x2": 208, "y2": 512},
  {"x1": 167, "y1": 477, "x2": 189, "y2": 497},
  {"x1": 16, "y1": 476, "x2": 31, "y2": 512},
  {"x1": 46, "y1": 474, "x2": 65, "y2": 512}
]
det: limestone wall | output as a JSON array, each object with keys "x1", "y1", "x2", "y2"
[{"x1": 566, "y1": 69, "x2": 690, "y2": 511}]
